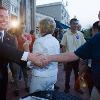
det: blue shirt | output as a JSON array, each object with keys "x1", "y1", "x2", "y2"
[{"x1": 74, "y1": 32, "x2": 100, "y2": 91}]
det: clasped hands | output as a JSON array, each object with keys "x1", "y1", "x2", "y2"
[{"x1": 28, "y1": 53, "x2": 51, "y2": 67}]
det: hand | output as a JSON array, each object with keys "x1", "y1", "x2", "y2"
[
  {"x1": 38, "y1": 54, "x2": 51, "y2": 66},
  {"x1": 23, "y1": 41, "x2": 30, "y2": 51},
  {"x1": 40, "y1": 55, "x2": 53, "y2": 66},
  {"x1": 28, "y1": 53, "x2": 48, "y2": 67}
]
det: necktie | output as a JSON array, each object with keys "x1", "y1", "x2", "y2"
[{"x1": 0, "y1": 32, "x2": 3, "y2": 42}]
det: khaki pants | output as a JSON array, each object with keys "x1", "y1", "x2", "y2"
[{"x1": 90, "y1": 87, "x2": 100, "y2": 100}]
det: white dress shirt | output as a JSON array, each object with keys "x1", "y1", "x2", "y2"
[{"x1": 0, "y1": 30, "x2": 4, "y2": 42}]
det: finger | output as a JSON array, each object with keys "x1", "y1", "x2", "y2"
[{"x1": 35, "y1": 53, "x2": 43, "y2": 56}]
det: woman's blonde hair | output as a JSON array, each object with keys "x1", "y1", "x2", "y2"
[{"x1": 39, "y1": 18, "x2": 56, "y2": 34}]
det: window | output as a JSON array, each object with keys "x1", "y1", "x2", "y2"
[{"x1": 11, "y1": 4, "x2": 17, "y2": 14}]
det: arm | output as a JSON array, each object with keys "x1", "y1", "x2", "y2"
[
  {"x1": 44, "y1": 37, "x2": 93, "y2": 66},
  {"x1": 23, "y1": 40, "x2": 30, "y2": 52},
  {"x1": 0, "y1": 41, "x2": 46, "y2": 66},
  {"x1": 47, "y1": 52, "x2": 79, "y2": 63},
  {"x1": 0, "y1": 42, "x2": 23, "y2": 62}
]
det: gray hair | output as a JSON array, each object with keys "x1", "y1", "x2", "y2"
[{"x1": 39, "y1": 18, "x2": 56, "y2": 34}]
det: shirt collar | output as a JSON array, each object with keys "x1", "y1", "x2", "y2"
[
  {"x1": 0, "y1": 30, "x2": 4, "y2": 37},
  {"x1": 42, "y1": 33, "x2": 52, "y2": 37},
  {"x1": 69, "y1": 29, "x2": 78, "y2": 35}
]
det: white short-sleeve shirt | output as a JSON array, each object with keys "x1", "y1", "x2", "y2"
[
  {"x1": 32, "y1": 34, "x2": 60, "y2": 77},
  {"x1": 61, "y1": 29, "x2": 86, "y2": 52}
]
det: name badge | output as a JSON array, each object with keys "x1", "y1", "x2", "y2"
[{"x1": 76, "y1": 35, "x2": 79, "y2": 39}]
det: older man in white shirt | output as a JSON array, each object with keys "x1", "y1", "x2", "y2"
[{"x1": 29, "y1": 18, "x2": 60, "y2": 93}]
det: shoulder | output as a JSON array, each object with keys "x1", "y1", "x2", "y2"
[
  {"x1": 91, "y1": 32, "x2": 100, "y2": 42},
  {"x1": 62, "y1": 32, "x2": 68, "y2": 38},
  {"x1": 77, "y1": 31, "x2": 83, "y2": 35},
  {"x1": 65, "y1": 29, "x2": 71, "y2": 35},
  {"x1": 34, "y1": 37, "x2": 43, "y2": 44},
  {"x1": 77, "y1": 31, "x2": 84, "y2": 37},
  {"x1": 52, "y1": 36, "x2": 60, "y2": 44},
  {"x1": 94, "y1": 32, "x2": 100, "y2": 37}
]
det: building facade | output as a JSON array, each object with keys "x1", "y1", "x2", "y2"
[
  {"x1": 0, "y1": 0, "x2": 10, "y2": 13},
  {"x1": 0, "y1": 0, "x2": 35, "y2": 32},
  {"x1": 0, "y1": 0, "x2": 20, "y2": 29},
  {"x1": 36, "y1": 13, "x2": 54, "y2": 27},
  {"x1": 36, "y1": 2, "x2": 69, "y2": 25},
  {"x1": 0, "y1": 0, "x2": 20, "y2": 19}
]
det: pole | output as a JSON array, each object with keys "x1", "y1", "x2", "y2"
[{"x1": 31, "y1": 0, "x2": 36, "y2": 33}]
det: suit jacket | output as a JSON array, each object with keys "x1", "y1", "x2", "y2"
[
  {"x1": 0, "y1": 32, "x2": 24, "y2": 100},
  {"x1": 0, "y1": 32, "x2": 24, "y2": 78},
  {"x1": 0, "y1": 42, "x2": 23, "y2": 61},
  {"x1": 0, "y1": 33, "x2": 23, "y2": 62}
]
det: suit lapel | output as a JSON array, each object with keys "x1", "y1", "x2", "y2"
[
  {"x1": 3, "y1": 32, "x2": 17, "y2": 48},
  {"x1": 3, "y1": 32, "x2": 10, "y2": 42}
]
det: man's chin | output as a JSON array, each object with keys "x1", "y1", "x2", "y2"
[{"x1": 0, "y1": 27, "x2": 7, "y2": 31}]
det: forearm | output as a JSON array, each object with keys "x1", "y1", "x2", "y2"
[
  {"x1": 1, "y1": 43, "x2": 23, "y2": 61},
  {"x1": 23, "y1": 41, "x2": 30, "y2": 52},
  {"x1": 27, "y1": 53, "x2": 32, "y2": 61},
  {"x1": 48, "y1": 52, "x2": 79, "y2": 63}
]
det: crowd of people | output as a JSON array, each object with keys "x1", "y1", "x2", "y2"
[
  {"x1": 0, "y1": 6, "x2": 43, "y2": 100},
  {"x1": 0, "y1": 5, "x2": 100, "y2": 100}
]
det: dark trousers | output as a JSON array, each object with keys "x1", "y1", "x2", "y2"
[
  {"x1": 20, "y1": 61, "x2": 29, "y2": 88},
  {"x1": 9, "y1": 62, "x2": 20, "y2": 90},
  {"x1": 64, "y1": 60, "x2": 79, "y2": 90},
  {"x1": 84, "y1": 67, "x2": 93, "y2": 94},
  {"x1": 0, "y1": 67, "x2": 8, "y2": 100}
]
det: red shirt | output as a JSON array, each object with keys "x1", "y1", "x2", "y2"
[
  {"x1": 29, "y1": 34, "x2": 36, "y2": 52},
  {"x1": 17, "y1": 36, "x2": 25, "y2": 51}
]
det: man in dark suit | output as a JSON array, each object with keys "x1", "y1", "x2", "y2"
[
  {"x1": 0, "y1": 6, "x2": 46, "y2": 100},
  {"x1": 0, "y1": 6, "x2": 25, "y2": 100},
  {"x1": 2, "y1": 31, "x2": 18, "y2": 95}
]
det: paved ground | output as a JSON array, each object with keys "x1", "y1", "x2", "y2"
[{"x1": 7, "y1": 63, "x2": 90, "y2": 100}]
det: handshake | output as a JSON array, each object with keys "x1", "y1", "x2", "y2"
[{"x1": 28, "y1": 53, "x2": 51, "y2": 67}]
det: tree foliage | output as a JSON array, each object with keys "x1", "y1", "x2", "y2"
[{"x1": 82, "y1": 28, "x2": 92, "y2": 41}]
